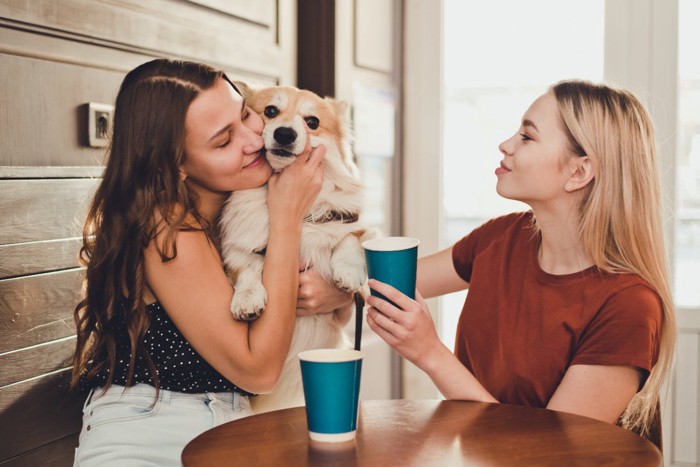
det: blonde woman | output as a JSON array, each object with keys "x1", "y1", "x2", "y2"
[{"x1": 367, "y1": 80, "x2": 676, "y2": 444}]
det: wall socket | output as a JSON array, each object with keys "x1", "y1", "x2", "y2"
[{"x1": 86, "y1": 102, "x2": 114, "y2": 148}]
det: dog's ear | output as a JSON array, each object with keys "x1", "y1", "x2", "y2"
[
  {"x1": 232, "y1": 80, "x2": 253, "y2": 99},
  {"x1": 325, "y1": 97, "x2": 350, "y2": 127},
  {"x1": 326, "y1": 98, "x2": 349, "y2": 118}
]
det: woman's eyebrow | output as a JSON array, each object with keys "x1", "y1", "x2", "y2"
[
  {"x1": 207, "y1": 124, "x2": 232, "y2": 143},
  {"x1": 522, "y1": 118, "x2": 539, "y2": 133},
  {"x1": 207, "y1": 99, "x2": 247, "y2": 143}
]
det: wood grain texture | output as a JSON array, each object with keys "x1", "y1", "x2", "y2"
[
  {"x1": 0, "y1": 433, "x2": 79, "y2": 467},
  {"x1": 0, "y1": 239, "x2": 83, "y2": 280},
  {"x1": 0, "y1": 0, "x2": 283, "y2": 79},
  {"x1": 0, "y1": 54, "x2": 122, "y2": 167},
  {"x1": 0, "y1": 166, "x2": 104, "y2": 178},
  {"x1": 182, "y1": 400, "x2": 663, "y2": 467},
  {"x1": 0, "y1": 269, "x2": 83, "y2": 353},
  {"x1": 184, "y1": 0, "x2": 274, "y2": 24},
  {"x1": 0, "y1": 370, "x2": 83, "y2": 461},
  {"x1": 0, "y1": 336, "x2": 76, "y2": 387},
  {"x1": 0, "y1": 179, "x2": 97, "y2": 244}
]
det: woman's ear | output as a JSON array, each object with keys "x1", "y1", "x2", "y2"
[
  {"x1": 178, "y1": 167, "x2": 187, "y2": 181},
  {"x1": 564, "y1": 156, "x2": 594, "y2": 192}
]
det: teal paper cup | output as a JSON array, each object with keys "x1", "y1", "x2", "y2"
[
  {"x1": 299, "y1": 349, "x2": 363, "y2": 443},
  {"x1": 362, "y1": 236, "x2": 420, "y2": 302}
]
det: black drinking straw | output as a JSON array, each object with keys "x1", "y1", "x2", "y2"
[{"x1": 354, "y1": 293, "x2": 364, "y2": 350}]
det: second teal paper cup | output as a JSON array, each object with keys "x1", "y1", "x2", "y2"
[
  {"x1": 299, "y1": 349, "x2": 363, "y2": 443},
  {"x1": 362, "y1": 236, "x2": 420, "y2": 302}
]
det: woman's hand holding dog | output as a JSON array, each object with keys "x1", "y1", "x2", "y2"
[
  {"x1": 266, "y1": 142, "x2": 326, "y2": 228},
  {"x1": 296, "y1": 266, "x2": 354, "y2": 324}
]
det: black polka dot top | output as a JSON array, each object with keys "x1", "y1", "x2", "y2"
[{"x1": 88, "y1": 301, "x2": 255, "y2": 396}]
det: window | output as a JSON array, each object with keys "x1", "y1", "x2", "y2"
[
  {"x1": 675, "y1": 0, "x2": 700, "y2": 307},
  {"x1": 441, "y1": 0, "x2": 605, "y2": 349}
]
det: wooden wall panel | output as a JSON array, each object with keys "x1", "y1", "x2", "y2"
[
  {"x1": 0, "y1": 337, "x2": 75, "y2": 387},
  {"x1": 0, "y1": 371, "x2": 83, "y2": 462},
  {"x1": 0, "y1": 239, "x2": 83, "y2": 280},
  {"x1": 0, "y1": 55, "x2": 123, "y2": 167},
  {"x1": 0, "y1": 434, "x2": 79, "y2": 467},
  {"x1": 0, "y1": 179, "x2": 97, "y2": 243},
  {"x1": 185, "y1": 0, "x2": 275, "y2": 25},
  {"x1": 0, "y1": 0, "x2": 285, "y2": 80},
  {"x1": 0, "y1": 269, "x2": 83, "y2": 354}
]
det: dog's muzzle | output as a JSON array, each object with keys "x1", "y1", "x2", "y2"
[{"x1": 270, "y1": 127, "x2": 297, "y2": 157}]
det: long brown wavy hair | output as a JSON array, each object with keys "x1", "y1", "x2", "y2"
[
  {"x1": 552, "y1": 80, "x2": 677, "y2": 437},
  {"x1": 71, "y1": 59, "x2": 236, "y2": 391}
]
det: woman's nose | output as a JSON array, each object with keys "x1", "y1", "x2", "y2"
[
  {"x1": 242, "y1": 127, "x2": 264, "y2": 154},
  {"x1": 498, "y1": 134, "x2": 516, "y2": 156}
]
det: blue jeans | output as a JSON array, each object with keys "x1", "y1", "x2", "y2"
[{"x1": 73, "y1": 384, "x2": 252, "y2": 466}]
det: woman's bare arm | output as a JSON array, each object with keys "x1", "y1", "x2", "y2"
[
  {"x1": 547, "y1": 364, "x2": 641, "y2": 423},
  {"x1": 417, "y1": 246, "x2": 469, "y2": 299}
]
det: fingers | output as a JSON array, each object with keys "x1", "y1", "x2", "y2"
[
  {"x1": 302, "y1": 137, "x2": 312, "y2": 156},
  {"x1": 306, "y1": 143, "x2": 326, "y2": 167},
  {"x1": 297, "y1": 265, "x2": 355, "y2": 318},
  {"x1": 367, "y1": 279, "x2": 416, "y2": 313},
  {"x1": 365, "y1": 279, "x2": 429, "y2": 334},
  {"x1": 293, "y1": 142, "x2": 325, "y2": 168},
  {"x1": 366, "y1": 295, "x2": 403, "y2": 325},
  {"x1": 366, "y1": 307, "x2": 400, "y2": 344}
]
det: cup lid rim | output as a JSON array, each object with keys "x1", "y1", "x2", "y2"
[
  {"x1": 362, "y1": 236, "x2": 420, "y2": 251},
  {"x1": 298, "y1": 348, "x2": 363, "y2": 362}
]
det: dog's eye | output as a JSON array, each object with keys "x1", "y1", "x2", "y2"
[
  {"x1": 264, "y1": 106, "x2": 279, "y2": 118},
  {"x1": 304, "y1": 116, "x2": 319, "y2": 130}
]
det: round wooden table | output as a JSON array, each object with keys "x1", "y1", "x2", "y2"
[{"x1": 182, "y1": 399, "x2": 662, "y2": 466}]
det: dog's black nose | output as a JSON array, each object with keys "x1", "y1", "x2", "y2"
[{"x1": 273, "y1": 127, "x2": 297, "y2": 146}]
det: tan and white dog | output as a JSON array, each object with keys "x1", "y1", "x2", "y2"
[{"x1": 219, "y1": 83, "x2": 373, "y2": 414}]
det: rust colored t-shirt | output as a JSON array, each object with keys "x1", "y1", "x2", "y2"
[{"x1": 451, "y1": 211, "x2": 663, "y2": 408}]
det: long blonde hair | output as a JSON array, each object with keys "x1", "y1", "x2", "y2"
[{"x1": 552, "y1": 80, "x2": 676, "y2": 437}]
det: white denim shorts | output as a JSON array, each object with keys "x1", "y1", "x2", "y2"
[{"x1": 73, "y1": 383, "x2": 252, "y2": 467}]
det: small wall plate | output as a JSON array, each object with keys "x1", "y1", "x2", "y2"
[{"x1": 86, "y1": 102, "x2": 114, "y2": 148}]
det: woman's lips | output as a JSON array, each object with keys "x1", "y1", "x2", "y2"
[
  {"x1": 495, "y1": 161, "x2": 511, "y2": 176},
  {"x1": 243, "y1": 151, "x2": 264, "y2": 169}
]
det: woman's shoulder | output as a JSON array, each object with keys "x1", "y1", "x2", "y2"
[
  {"x1": 148, "y1": 206, "x2": 216, "y2": 248},
  {"x1": 452, "y1": 211, "x2": 534, "y2": 266},
  {"x1": 591, "y1": 272, "x2": 664, "y2": 326},
  {"x1": 607, "y1": 273, "x2": 662, "y2": 307},
  {"x1": 594, "y1": 269, "x2": 658, "y2": 296}
]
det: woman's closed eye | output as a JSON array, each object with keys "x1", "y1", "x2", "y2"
[
  {"x1": 519, "y1": 132, "x2": 533, "y2": 142},
  {"x1": 214, "y1": 107, "x2": 254, "y2": 148},
  {"x1": 216, "y1": 130, "x2": 233, "y2": 149}
]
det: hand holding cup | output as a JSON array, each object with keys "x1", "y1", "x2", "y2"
[{"x1": 362, "y1": 236, "x2": 420, "y2": 304}]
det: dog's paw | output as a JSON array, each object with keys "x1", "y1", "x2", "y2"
[
  {"x1": 332, "y1": 263, "x2": 367, "y2": 293},
  {"x1": 231, "y1": 283, "x2": 267, "y2": 321}
]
